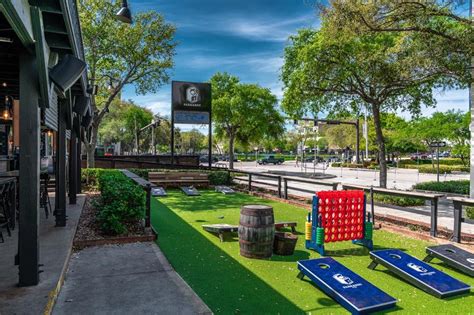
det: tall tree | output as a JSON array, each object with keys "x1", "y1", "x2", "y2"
[
  {"x1": 210, "y1": 73, "x2": 285, "y2": 169},
  {"x1": 79, "y1": 0, "x2": 176, "y2": 166},
  {"x1": 281, "y1": 1, "x2": 467, "y2": 187}
]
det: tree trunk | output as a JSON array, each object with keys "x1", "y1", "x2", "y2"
[
  {"x1": 371, "y1": 104, "x2": 387, "y2": 188},
  {"x1": 85, "y1": 124, "x2": 99, "y2": 168},
  {"x1": 229, "y1": 134, "x2": 235, "y2": 170}
]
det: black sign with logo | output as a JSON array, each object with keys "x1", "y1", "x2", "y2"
[{"x1": 172, "y1": 81, "x2": 211, "y2": 113}]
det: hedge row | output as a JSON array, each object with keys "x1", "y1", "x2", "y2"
[
  {"x1": 413, "y1": 180, "x2": 469, "y2": 195},
  {"x1": 399, "y1": 158, "x2": 466, "y2": 166},
  {"x1": 97, "y1": 170, "x2": 145, "y2": 235},
  {"x1": 373, "y1": 193, "x2": 425, "y2": 207},
  {"x1": 401, "y1": 164, "x2": 469, "y2": 174}
]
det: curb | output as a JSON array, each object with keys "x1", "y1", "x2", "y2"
[{"x1": 43, "y1": 195, "x2": 87, "y2": 315}]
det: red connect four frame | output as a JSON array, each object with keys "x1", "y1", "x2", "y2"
[{"x1": 316, "y1": 190, "x2": 365, "y2": 242}]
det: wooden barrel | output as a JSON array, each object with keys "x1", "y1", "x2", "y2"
[
  {"x1": 273, "y1": 232, "x2": 298, "y2": 256},
  {"x1": 239, "y1": 205, "x2": 275, "y2": 259}
]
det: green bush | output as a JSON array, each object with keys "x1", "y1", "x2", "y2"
[
  {"x1": 208, "y1": 171, "x2": 231, "y2": 185},
  {"x1": 97, "y1": 170, "x2": 145, "y2": 235},
  {"x1": 413, "y1": 180, "x2": 469, "y2": 195},
  {"x1": 399, "y1": 158, "x2": 466, "y2": 166},
  {"x1": 82, "y1": 168, "x2": 117, "y2": 189},
  {"x1": 402, "y1": 164, "x2": 469, "y2": 174},
  {"x1": 373, "y1": 193, "x2": 425, "y2": 207},
  {"x1": 466, "y1": 207, "x2": 474, "y2": 220}
]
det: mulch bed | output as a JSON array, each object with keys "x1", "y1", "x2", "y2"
[{"x1": 73, "y1": 193, "x2": 156, "y2": 249}]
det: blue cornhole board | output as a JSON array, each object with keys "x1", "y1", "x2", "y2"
[
  {"x1": 297, "y1": 258, "x2": 397, "y2": 314},
  {"x1": 369, "y1": 249, "x2": 471, "y2": 298},
  {"x1": 151, "y1": 187, "x2": 167, "y2": 197},
  {"x1": 424, "y1": 244, "x2": 474, "y2": 277}
]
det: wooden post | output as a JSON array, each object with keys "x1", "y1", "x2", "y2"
[
  {"x1": 452, "y1": 201, "x2": 462, "y2": 243},
  {"x1": 430, "y1": 198, "x2": 438, "y2": 237},
  {"x1": 278, "y1": 176, "x2": 282, "y2": 198},
  {"x1": 77, "y1": 139, "x2": 82, "y2": 193},
  {"x1": 370, "y1": 186, "x2": 375, "y2": 226},
  {"x1": 283, "y1": 178, "x2": 288, "y2": 200},
  {"x1": 55, "y1": 95, "x2": 68, "y2": 227},
  {"x1": 145, "y1": 184, "x2": 151, "y2": 228},
  {"x1": 69, "y1": 130, "x2": 77, "y2": 204},
  {"x1": 18, "y1": 52, "x2": 40, "y2": 286},
  {"x1": 248, "y1": 173, "x2": 252, "y2": 192}
]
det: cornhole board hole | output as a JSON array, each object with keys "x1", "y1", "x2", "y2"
[
  {"x1": 275, "y1": 221, "x2": 297, "y2": 233},
  {"x1": 151, "y1": 187, "x2": 167, "y2": 197},
  {"x1": 215, "y1": 185, "x2": 235, "y2": 194},
  {"x1": 424, "y1": 244, "x2": 474, "y2": 277},
  {"x1": 181, "y1": 186, "x2": 200, "y2": 196},
  {"x1": 202, "y1": 224, "x2": 238, "y2": 242},
  {"x1": 369, "y1": 249, "x2": 471, "y2": 298},
  {"x1": 297, "y1": 258, "x2": 397, "y2": 314}
]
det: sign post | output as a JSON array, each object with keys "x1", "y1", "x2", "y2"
[
  {"x1": 171, "y1": 81, "x2": 212, "y2": 167},
  {"x1": 429, "y1": 141, "x2": 447, "y2": 182}
]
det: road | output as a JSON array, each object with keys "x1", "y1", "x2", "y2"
[{"x1": 228, "y1": 160, "x2": 469, "y2": 190}]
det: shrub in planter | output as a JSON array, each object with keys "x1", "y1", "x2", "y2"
[
  {"x1": 208, "y1": 171, "x2": 231, "y2": 185},
  {"x1": 373, "y1": 194, "x2": 425, "y2": 207},
  {"x1": 97, "y1": 170, "x2": 145, "y2": 235},
  {"x1": 466, "y1": 207, "x2": 474, "y2": 220},
  {"x1": 413, "y1": 180, "x2": 469, "y2": 195}
]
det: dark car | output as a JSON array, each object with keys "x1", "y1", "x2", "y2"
[
  {"x1": 257, "y1": 155, "x2": 284, "y2": 165},
  {"x1": 303, "y1": 156, "x2": 324, "y2": 163},
  {"x1": 199, "y1": 155, "x2": 219, "y2": 163}
]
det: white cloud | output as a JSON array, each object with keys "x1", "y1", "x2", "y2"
[{"x1": 178, "y1": 13, "x2": 316, "y2": 42}]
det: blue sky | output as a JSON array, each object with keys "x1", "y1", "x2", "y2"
[{"x1": 121, "y1": 0, "x2": 470, "y2": 128}]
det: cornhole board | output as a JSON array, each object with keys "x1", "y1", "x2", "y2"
[
  {"x1": 151, "y1": 187, "x2": 167, "y2": 197},
  {"x1": 181, "y1": 186, "x2": 200, "y2": 196},
  {"x1": 423, "y1": 244, "x2": 474, "y2": 277},
  {"x1": 275, "y1": 221, "x2": 297, "y2": 233},
  {"x1": 297, "y1": 258, "x2": 397, "y2": 314},
  {"x1": 202, "y1": 224, "x2": 238, "y2": 242},
  {"x1": 215, "y1": 185, "x2": 235, "y2": 194},
  {"x1": 369, "y1": 249, "x2": 471, "y2": 298}
]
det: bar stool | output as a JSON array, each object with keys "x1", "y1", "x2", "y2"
[
  {"x1": 0, "y1": 183, "x2": 11, "y2": 243},
  {"x1": 40, "y1": 173, "x2": 52, "y2": 218}
]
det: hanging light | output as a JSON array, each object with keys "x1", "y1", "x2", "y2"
[
  {"x1": 115, "y1": 0, "x2": 132, "y2": 24},
  {"x1": 2, "y1": 96, "x2": 12, "y2": 120}
]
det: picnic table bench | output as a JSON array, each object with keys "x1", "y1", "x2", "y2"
[
  {"x1": 341, "y1": 184, "x2": 444, "y2": 237},
  {"x1": 148, "y1": 172, "x2": 210, "y2": 188}
]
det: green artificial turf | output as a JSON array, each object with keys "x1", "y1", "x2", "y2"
[{"x1": 151, "y1": 190, "x2": 474, "y2": 314}]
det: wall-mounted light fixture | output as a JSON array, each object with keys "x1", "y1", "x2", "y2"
[{"x1": 115, "y1": 0, "x2": 132, "y2": 24}]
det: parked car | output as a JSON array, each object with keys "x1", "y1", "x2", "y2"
[
  {"x1": 199, "y1": 155, "x2": 219, "y2": 164},
  {"x1": 410, "y1": 153, "x2": 429, "y2": 160},
  {"x1": 303, "y1": 156, "x2": 324, "y2": 163},
  {"x1": 257, "y1": 155, "x2": 284, "y2": 165}
]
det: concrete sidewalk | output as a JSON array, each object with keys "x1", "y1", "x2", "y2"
[
  {"x1": 0, "y1": 195, "x2": 85, "y2": 315},
  {"x1": 53, "y1": 242, "x2": 212, "y2": 315}
]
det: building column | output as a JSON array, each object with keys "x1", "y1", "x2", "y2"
[
  {"x1": 18, "y1": 52, "x2": 41, "y2": 286},
  {"x1": 69, "y1": 129, "x2": 77, "y2": 204},
  {"x1": 77, "y1": 138, "x2": 82, "y2": 194},
  {"x1": 55, "y1": 97, "x2": 67, "y2": 226}
]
